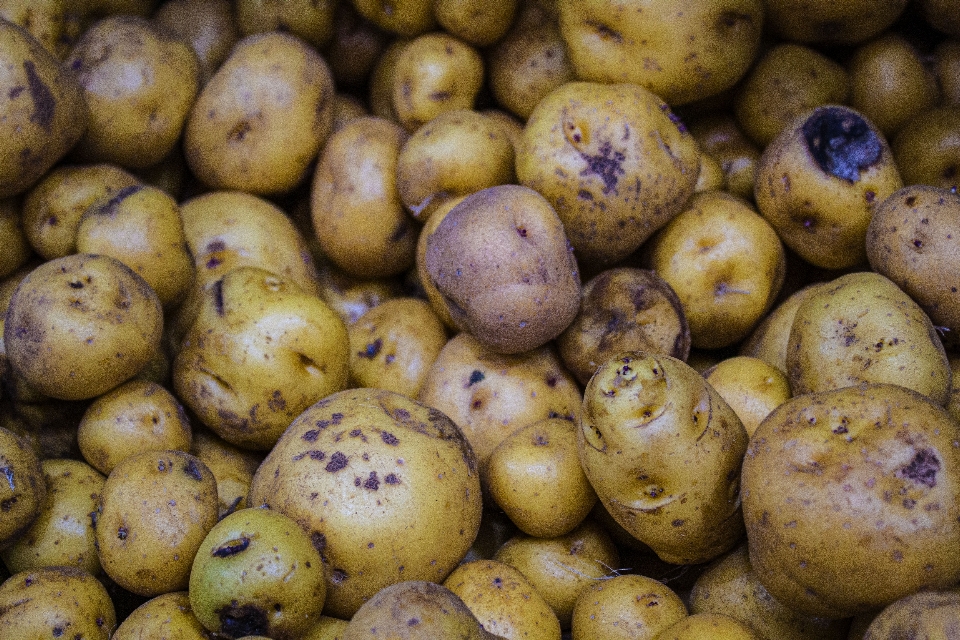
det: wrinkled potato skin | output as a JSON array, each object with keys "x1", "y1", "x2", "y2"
[
  {"x1": 112, "y1": 591, "x2": 209, "y2": 640},
  {"x1": 0, "y1": 566, "x2": 116, "y2": 639},
  {"x1": 863, "y1": 589, "x2": 960, "y2": 640},
  {"x1": 560, "y1": 0, "x2": 764, "y2": 105},
  {"x1": 742, "y1": 384, "x2": 960, "y2": 618},
  {"x1": 0, "y1": 426, "x2": 45, "y2": 550},
  {"x1": 517, "y1": 82, "x2": 700, "y2": 266},
  {"x1": 891, "y1": 106, "x2": 960, "y2": 192},
  {"x1": 787, "y1": 271, "x2": 951, "y2": 404},
  {"x1": 578, "y1": 352, "x2": 748, "y2": 565},
  {"x1": 571, "y1": 574, "x2": 688, "y2": 640}
]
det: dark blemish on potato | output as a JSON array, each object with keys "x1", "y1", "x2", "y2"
[
  {"x1": 430, "y1": 90, "x2": 451, "y2": 102},
  {"x1": 659, "y1": 104, "x2": 688, "y2": 134},
  {"x1": 117, "y1": 526, "x2": 128, "y2": 540},
  {"x1": 905, "y1": 196, "x2": 917, "y2": 207},
  {"x1": 1, "y1": 466, "x2": 14, "y2": 490},
  {"x1": 585, "y1": 20, "x2": 622, "y2": 43},
  {"x1": 897, "y1": 449, "x2": 940, "y2": 487},
  {"x1": 23, "y1": 61, "x2": 55, "y2": 130},
  {"x1": 302, "y1": 429, "x2": 320, "y2": 442},
  {"x1": 210, "y1": 279, "x2": 226, "y2": 316},
  {"x1": 350, "y1": 428, "x2": 362, "y2": 437},
  {"x1": 719, "y1": 10, "x2": 754, "y2": 29},
  {"x1": 8, "y1": 85, "x2": 24, "y2": 99},
  {"x1": 672, "y1": 519, "x2": 684, "y2": 527},
  {"x1": 1, "y1": 497, "x2": 17, "y2": 511},
  {"x1": 903, "y1": 499, "x2": 917, "y2": 510},
  {"x1": 381, "y1": 432, "x2": 399, "y2": 446},
  {"x1": 468, "y1": 370, "x2": 485, "y2": 386},
  {"x1": 228, "y1": 120, "x2": 252, "y2": 142},
  {"x1": 865, "y1": 190, "x2": 875, "y2": 203},
  {"x1": 218, "y1": 604, "x2": 268, "y2": 638},
  {"x1": 311, "y1": 532, "x2": 326, "y2": 555},
  {"x1": 390, "y1": 222, "x2": 411, "y2": 242},
  {"x1": 534, "y1": 434, "x2": 549, "y2": 446},
  {"x1": 268, "y1": 390, "x2": 286, "y2": 412},
  {"x1": 578, "y1": 189, "x2": 594, "y2": 201},
  {"x1": 833, "y1": 425, "x2": 848, "y2": 434},
  {"x1": 184, "y1": 459, "x2": 203, "y2": 481},
  {"x1": 292, "y1": 450, "x2": 326, "y2": 462},
  {"x1": 52, "y1": 627, "x2": 63, "y2": 637},
  {"x1": 325, "y1": 452, "x2": 348, "y2": 473},
  {"x1": 332, "y1": 413, "x2": 343, "y2": 424},
  {"x1": 206, "y1": 255, "x2": 222, "y2": 269},
  {"x1": 546, "y1": 376, "x2": 558, "y2": 387},
  {"x1": 385, "y1": 473, "x2": 400, "y2": 485},
  {"x1": 331, "y1": 568, "x2": 348, "y2": 584},
  {"x1": 99, "y1": 185, "x2": 143, "y2": 217},
  {"x1": 393, "y1": 408, "x2": 410, "y2": 421},
  {"x1": 68, "y1": 280, "x2": 84, "y2": 289},
  {"x1": 516, "y1": 226, "x2": 528, "y2": 238},
  {"x1": 359, "y1": 338, "x2": 382, "y2": 359},
  {"x1": 212, "y1": 536, "x2": 250, "y2": 557},
  {"x1": 802, "y1": 107, "x2": 882, "y2": 182},
  {"x1": 407, "y1": 618, "x2": 420, "y2": 627},
  {"x1": 579, "y1": 141, "x2": 626, "y2": 194},
  {"x1": 158, "y1": 459, "x2": 168, "y2": 472},
  {"x1": 363, "y1": 472, "x2": 380, "y2": 491}
]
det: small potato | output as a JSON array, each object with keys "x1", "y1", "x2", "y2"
[
  {"x1": 443, "y1": 559, "x2": 561, "y2": 640},
  {"x1": 863, "y1": 589, "x2": 960, "y2": 639},
  {"x1": 152, "y1": 0, "x2": 238, "y2": 85},
  {"x1": 435, "y1": 0, "x2": 517, "y2": 47},
  {"x1": 0, "y1": 459, "x2": 104, "y2": 575},
  {"x1": 424, "y1": 184, "x2": 581, "y2": 354},
  {"x1": 352, "y1": 0, "x2": 435, "y2": 36},
  {"x1": 191, "y1": 428, "x2": 262, "y2": 518},
  {"x1": 703, "y1": 356, "x2": 791, "y2": 437},
  {"x1": 559, "y1": 0, "x2": 763, "y2": 105},
  {"x1": 235, "y1": 0, "x2": 336, "y2": 49},
  {"x1": 0, "y1": 199, "x2": 30, "y2": 280},
  {"x1": 184, "y1": 31, "x2": 335, "y2": 195},
  {"x1": 67, "y1": 16, "x2": 200, "y2": 169},
  {"x1": 688, "y1": 114, "x2": 761, "y2": 202},
  {"x1": 348, "y1": 297, "x2": 447, "y2": 398},
  {"x1": 578, "y1": 352, "x2": 748, "y2": 565},
  {"x1": 95, "y1": 450, "x2": 218, "y2": 597},
  {"x1": 77, "y1": 380, "x2": 191, "y2": 476},
  {"x1": 303, "y1": 616, "x2": 349, "y2": 640},
  {"x1": 418, "y1": 332, "x2": 582, "y2": 468},
  {"x1": 113, "y1": 592, "x2": 209, "y2": 640},
  {"x1": 314, "y1": 260, "x2": 404, "y2": 326},
  {"x1": 891, "y1": 106, "x2": 960, "y2": 192},
  {"x1": 323, "y1": 3, "x2": 389, "y2": 91},
  {"x1": 0, "y1": 426, "x2": 45, "y2": 550},
  {"x1": 570, "y1": 574, "x2": 688, "y2": 640},
  {"x1": 484, "y1": 419, "x2": 598, "y2": 539},
  {"x1": 4, "y1": 254, "x2": 163, "y2": 401},
  {"x1": 0, "y1": 566, "x2": 116, "y2": 639},
  {"x1": 763, "y1": 0, "x2": 907, "y2": 44}
]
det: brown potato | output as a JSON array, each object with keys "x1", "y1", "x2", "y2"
[
  {"x1": 152, "y1": 0, "x2": 238, "y2": 85},
  {"x1": 322, "y1": 3, "x2": 389, "y2": 91},
  {"x1": 762, "y1": 0, "x2": 907, "y2": 44},
  {"x1": 571, "y1": 574, "x2": 688, "y2": 640},
  {"x1": 891, "y1": 106, "x2": 960, "y2": 192}
]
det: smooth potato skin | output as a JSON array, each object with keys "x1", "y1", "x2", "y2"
[
  {"x1": 0, "y1": 566, "x2": 116, "y2": 639},
  {"x1": 113, "y1": 591, "x2": 209, "y2": 640}
]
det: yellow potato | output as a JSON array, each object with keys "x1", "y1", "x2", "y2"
[{"x1": 571, "y1": 574, "x2": 688, "y2": 640}]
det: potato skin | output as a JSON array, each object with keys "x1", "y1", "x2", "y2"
[
  {"x1": 0, "y1": 566, "x2": 116, "y2": 639},
  {"x1": 570, "y1": 574, "x2": 688, "y2": 640},
  {"x1": 862, "y1": 589, "x2": 960, "y2": 639},
  {"x1": 742, "y1": 383, "x2": 960, "y2": 618},
  {"x1": 0, "y1": 426, "x2": 45, "y2": 551},
  {"x1": 112, "y1": 591, "x2": 209, "y2": 640}
]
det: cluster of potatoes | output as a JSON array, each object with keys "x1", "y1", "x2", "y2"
[{"x1": 1, "y1": 0, "x2": 960, "y2": 638}]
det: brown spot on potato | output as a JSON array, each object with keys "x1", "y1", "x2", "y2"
[
  {"x1": 579, "y1": 141, "x2": 626, "y2": 194},
  {"x1": 183, "y1": 459, "x2": 203, "y2": 481},
  {"x1": 358, "y1": 339, "x2": 382, "y2": 359},
  {"x1": 268, "y1": 390, "x2": 286, "y2": 412},
  {"x1": 385, "y1": 473, "x2": 400, "y2": 485},
  {"x1": 363, "y1": 472, "x2": 380, "y2": 491},
  {"x1": 212, "y1": 279, "x2": 225, "y2": 316},
  {"x1": 331, "y1": 568, "x2": 348, "y2": 584},
  {"x1": 23, "y1": 61, "x2": 55, "y2": 130},
  {"x1": 302, "y1": 429, "x2": 320, "y2": 442},
  {"x1": 325, "y1": 452, "x2": 348, "y2": 472},
  {"x1": 218, "y1": 604, "x2": 268, "y2": 637},
  {"x1": 381, "y1": 432, "x2": 399, "y2": 446},
  {"x1": 897, "y1": 449, "x2": 940, "y2": 487},
  {"x1": 802, "y1": 107, "x2": 882, "y2": 182},
  {"x1": 212, "y1": 536, "x2": 250, "y2": 557}
]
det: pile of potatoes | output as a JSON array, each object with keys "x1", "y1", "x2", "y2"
[{"x1": 1, "y1": 0, "x2": 960, "y2": 638}]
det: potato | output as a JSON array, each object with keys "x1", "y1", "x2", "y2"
[
  {"x1": 742, "y1": 383, "x2": 960, "y2": 618},
  {"x1": 653, "y1": 613, "x2": 760, "y2": 640},
  {"x1": 762, "y1": 0, "x2": 907, "y2": 44},
  {"x1": 95, "y1": 449, "x2": 218, "y2": 597},
  {"x1": 368, "y1": 37, "x2": 410, "y2": 120},
  {"x1": 174, "y1": 267, "x2": 349, "y2": 451},
  {"x1": 443, "y1": 559, "x2": 561, "y2": 640},
  {"x1": 0, "y1": 566, "x2": 115, "y2": 639},
  {"x1": 689, "y1": 545, "x2": 851, "y2": 640},
  {"x1": 0, "y1": 17, "x2": 87, "y2": 198},
  {"x1": 418, "y1": 332, "x2": 582, "y2": 468},
  {"x1": 578, "y1": 352, "x2": 748, "y2": 564},
  {"x1": 739, "y1": 283, "x2": 826, "y2": 374},
  {"x1": 0, "y1": 0, "x2": 65, "y2": 57},
  {"x1": 310, "y1": 116, "x2": 417, "y2": 279},
  {"x1": 754, "y1": 105, "x2": 903, "y2": 270},
  {"x1": 516, "y1": 81, "x2": 700, "y2": 266},
  {"x1": 235, "y1": 0, "x2": 336, "y2": 49},
  {"x1": 786, "y1": 271, "x2": 951, "y2": 404},
  {"x1": 891, "y1": 106, "x2": 960, "y2": 192},
  {"x1": 0, "y1": 458, "x2": 103, "y2": 575},
  {"x1": 414, "y1": 194, "x2": 465, "y2": 329},
  {"x1": 314, "y1": 260, "x2": 404, "y2": 326},
  {"x1": 0, "y1": 198, "x2": 30, "y2": 280},
  {"x1": 0, "y1": 425, "x2": 45, "y2": 550},
  {"x1": 559, "y1": 0, "x2": 763, "y2": 105},
  {"x1": 935, "y1": 40, "x2": 960, "y2": 105},
  {"x1": 322, "y1": 3, "x2": 389, "y2": 91},
  {"x1": 4, "y1": 253, "x2": 163, "y2": 401},
  {"x1": 424, "y1": 184, "x2": 581, "y2": 354},
  {"x1": 184, "y1": 31, "x2": 334, "y2": 195},
  {"x1": 435, "y1": 0, "x2": 517, "y2": 47},
  {"x1": 557, "y1": 267, "x2": 690, "y2": 387},
  {"x1": 190, "y1": 428, "x2": 262, "y2": 518},
  {"x1": 703, "y1": 356, "x2": 791, "y2": 437},
  {"x1": 484, "y1": 418, "x2": 598, "y2": 539},
  {"x1": 647, "y1": 190, "x2": 786, "y2": 349},
  {"x1": 863, "y1": 589, "x2": 960, "y2": 639},
  {"x1": 352, "y1": 0, "x2": 435, "y2": 37},
  {"x1": 152, "y1": 0, "x2": 238, "y2": 86},
  {"x1": 248, "y1": 389, "x2": 482, "y2": 619},
  {"x1": 688, "y1": 113, "x2": 761, "y2": 202},
  {"x1": 570, "y1": 574, "x2": 687, "y2": 640},
  {"x1": 304, "y1": 615, "x2": 349, "y2": 640},
  {"x1": 113, "y1": 591, "x2": 209, "y2": 640}
]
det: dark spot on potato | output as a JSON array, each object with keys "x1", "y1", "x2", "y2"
[
  {"x1": 546, "y1": 376, "x2": 558, "y2": 387},
  {"x1": 385, "y1": 473, "x2": 400, "y2": 485},
  {"x1": 212, "y1": 279, "x2": 225, "y2": 316},
  {"x1": 578, "y1": 189, "x2": 594, "y2": 201},
  {"x1": 898, "y1": 449, "x2": 940, "y2": 487},
  {"x1": 407, "y1": 617, "x2": 420, "y2": 627},
  {"x1": 363, "y1": 472, "x2": 380, "y2": 491},
  {"x1": 468, "y1": 370, "x2": 485, "y2": 386},
  {"x1": 23, "y1": 61, "x2": 55, "y2": 130},
  {"x1": 802, "y1": 107, "x2": 882, "y2": 182},
  {"x1": 212, "y1": 536, "x2": 250, "y2": 557},
  {"x1": 68, "y1": 280, "x2": 84, "y2": 289},
  {"x1": 117, "y1": 526, "x2": 128, "y2": 540},
  {"x1": 268, "y1": 390, "x2": 286, "y2": 412},
  {"x1": 430, "y1": 90, "x2": 451, "y2": 101},
  {"x1": 302, "y1": 429, "x2": 320, "y2": 442},
  {"x1": 534, "y1": 434, "x2": 549, "y2": 446},
  {"x1": 358, "y1": 339, "x2": 382, "y2": 359},
  {"x1": 1, "y1": 466, "x2": 14, "y2": 490},
  {"x1": 585, "y1": 20, "x2": 622, "y2": 43},
  {"x1": 331, "y1": 568, "x2": 348, "y2": 584},
  {"x1": 183, "y1": 459, "x2": 203, "y2": 481},
  {"x1": 672, "y1": 519, "x2": 684, "y2": 527},
  {"x1": 52, "y1": 627, "x2": 63, "y2": 637},
  {"x1": 228, "y1": 120, "x2": 252, "y2": 142},
  {"x1": 8, "y1": 85, "x2": 24, "y2": 99},
  {"x1": 158, "y1": 459, "x2": 168, "y2": 472},
  {"x1": 1, "y1": 497, "x2": 17, "y2": 511},
  {"x1": 325, "y1": 452, "x2": 348, "y2": 473},
  {"x1": 579, "y1": 140, "x2": 626, "y2": 194},
  {"x1": 218, "y1": 603, "x2": 268, "y2": 637},
  {"x1": 516, "y1": 226, "x2": 528, "y2": 238},
  {"x1": 99, "y1": 185, "x2": 142, "y2": 217},
  {"x1": 659, "y1": 104, "x2": 688, "y2": 134},
  {"x1": 381, "y1": 432, "x2": 399, "y2": 446},
  {"x1": 332, "y1": 413, "x2": 343, "y2": 424}
]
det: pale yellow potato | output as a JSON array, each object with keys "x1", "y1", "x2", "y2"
[
  {"x1": 0, "y1": 426, "x2": 45, "y2": 551},
  {"x1": 863, "y1": 589, "x2": 960, "y2": 639},
  {"x1": 303, "y1": 615, "x2": 349, "y2": 640},
  {"x1": 368, "y1": 38, "x2": 410, "y2": 121},
  {"x1": 0, "y1": 0, "x2": 64, "y2": 57},
  {"x1": 703, "y1": 356, "x2": 791, "y2": 437},
  {"x1": 695, "y1": 152, "x2": 725, "y2": 192},
  {"x1": 435, "y1": 0, "x2": 517, "y2": 47},
  {"x1": 352, "y1": 0, "x2": 435, "y2": 36},
  {"x1": 314, "y1": 259, "x2": 404, "y2": 326},
  {"x1": 571, "y1": 574, "x2": 687, "y2": 640},
  {"x1": 653, "y1": 613, "x2": 759, "y2": 640}
]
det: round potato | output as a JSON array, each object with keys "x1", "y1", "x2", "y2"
[
  {"x1": 235, "y1": 0, "x2": 336, "y2": 48},
  {"x1": 742, "y1": 383, "x2": 960, "y2": 618},
  {"x1": 571, "y1": 574, "x2": 687, "y2": 640},
  {"x1": 435, "y1": 0, "x2": 517, "y2": 47},
  {"x1": 703, "y1": 356, "x2": 792, "y2": 437},
  {"x1": 0, "y1": 566, "x2": 115, "y2": 639},
  {"x1": 0, "y1": 426, "x2": 45, "y2": 550},
  {"x1": 688, "y1": 113, "x2": 761, "y2": 201},
  {"x1": 891, "y1": 106, "x2": 960, "y2": 192},
  {"x1": 739, "y1": 283, "x2": 827, "y2": 374},
  {"x1": 762, "y1": 0, "x2": 907, "y2": 44},
  {"x1": 863, "y1": 589, "x2": 960, "y2": 639},
  {"x1": 151, "y1": 0, "x2": 238, "y2": 85},
  {"x1": 351, "y1": 0, "x2": 435, "y2": 36},
  {"x1": 113, "y1": 591, "x2": 209, "y2": 640}
]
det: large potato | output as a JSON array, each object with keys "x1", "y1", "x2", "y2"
[
  {"x1": 0, "y1": 567, "x2": 115, "y2": 639},
  {"x1": 577, "y1": 352, "x2": 748, "y2": 565}
]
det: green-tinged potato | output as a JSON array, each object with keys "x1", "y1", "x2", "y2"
[
  {"x1": 235, "y1": 0, "x2": 335, "y2": 48},
  {"x1": 487, "y1": 2, "x2": 575, "y2": 121},
  {"x1": 0, "y1": 426, "x2": 45, "y2": 550},
  {"x1": 688, "y1": 114, "x2": 761, "y2": 201},
  {"x1": 739, "y1": 283, "x2": 827, "y2": 374},
  {"x1": 863, "y1": 589, "x2": 960, "y2": 639},
  {"x1": 67, "y1": 16, "x2": 199, "y2": 169},
  {"x1": 4, "y1": 254, "x2": 163, "y2": 401},
  {"x1": 742, "y1": 383, "x2": 960, "y2": 618},
  {"x1": 248, "y1": 389, "x2": 482, "y2": 619},
  {"x1": 763, "y1": 0, "x2": 907, "y2": 44},
  {"x1": 396, "y1": 109, "x2": 515, "y2": 223},
  {"x1": 484, "y1": 418, "x2": 597, "y2": 539},
  {"x1": 578, "y1": 352, "x2": 748, "y2": 565},
  {"x1": 418, "y1": 332, "x2": 582, "y2": 468},
  {"x1": 0, "y1": 566, "x2": 115, "y2": 639},
  {"x1": 152, "y1": 0, "x2": 238, "y2": 85},
  {"x1": 517, "y1": 82, "x2": 700, "y2": 266},
  {"x1": 191, "y1": 428, "x2": 262, "y2": 518},
  {"x1": 570, "y1": 574, "x2": 687, "y2": 640},
  {"x1": 559, "y1": 0, "x2": 763, "y2": 105},
  {"x1": 0, "y1": 459, "x2": 103, "y2": 575},
  {"x1": 891, "y1": 106, "x2": 960, "y2": 192},
  {"x1": 435, "y1": 0, "x2": 517, "y2": 47},
  {"x1": 866, "y1": 186, "x2": 960, "y2": 337},
  {"x1": 113, "y1": 591, "x2": 209, "y2": 640},
  {"x1": 787, "y1": 271, "x2": 951, "y2": 404},
  {"x1": 703, "y1": 356, "x2": 791, "y2": 437},
  {"x1": 848, "y1": 33, "x2": 939, "y2": 138},
  {"x1": 754, "y1": 105, "x2": 903, "y2": 269},
  {"x1": 444, "y1": 559, "x2": 561, "y2": 640},
  {"x1": 734, "y1": 43, "x2": 850, "y2": 148},
  {"x1": 20, "y1": 163, "x2": 140, "y2": 260},
  {"x1": 184, "y1": 31, "x2": 334, "y2": 195},
  {"x1": 647, "y1": 190, "x2": 785, "y2": 349},
  {"x1": 75, "y1": 184, "x2": 194, "y2": 308},
  {"x1": 311, "y1": 116, "x2": 417, "y2": 279},
  {"x1": 493, "y1": 520, "x2": 621, "y2": 628},
  {"x1": 77, "y1": 379, "x2": 191, "y2": 476},
  {"x1": 0, "y1": 18, "x2": 87, "y2": 198},
  {"x1": 348, "y1": 297, "x2": 447, "y2": 398},
  {"x1": 352, "y1": 0, "x2": 435, "y2": 36},
  {"x1": 342, "y1": 581, "x2": 497, "y2": 640},
  {"x1": 0, "y1": 199, "x2": 30, "y2": 279},
  {"x1": 689, "y1": 545, "x2": 851, "y2": 640},
  {"x1": 391, "y1": 31, "x2": 483, "y2": 131},
  {"x1": 323, "y1": 3, "x2": 389, "y2": 91},
  {"x1": 190, "y1": 507, "x2": 327, "y2": 640},
  {"x1": 557, "y1": 267, "x2": 690, "y2": 387},
  {"x1": 303, "y1": 615, "x2": 349, "y2": 640},
  {"x1": 95, "y1": 449, "x2": 218, "y2": 597},
  {"x1": 653, "y1": 613, "x2": 759, "y2": 640},
  {"x1": 174, "y1": 267, "x2": 349, "y2": 450}
]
